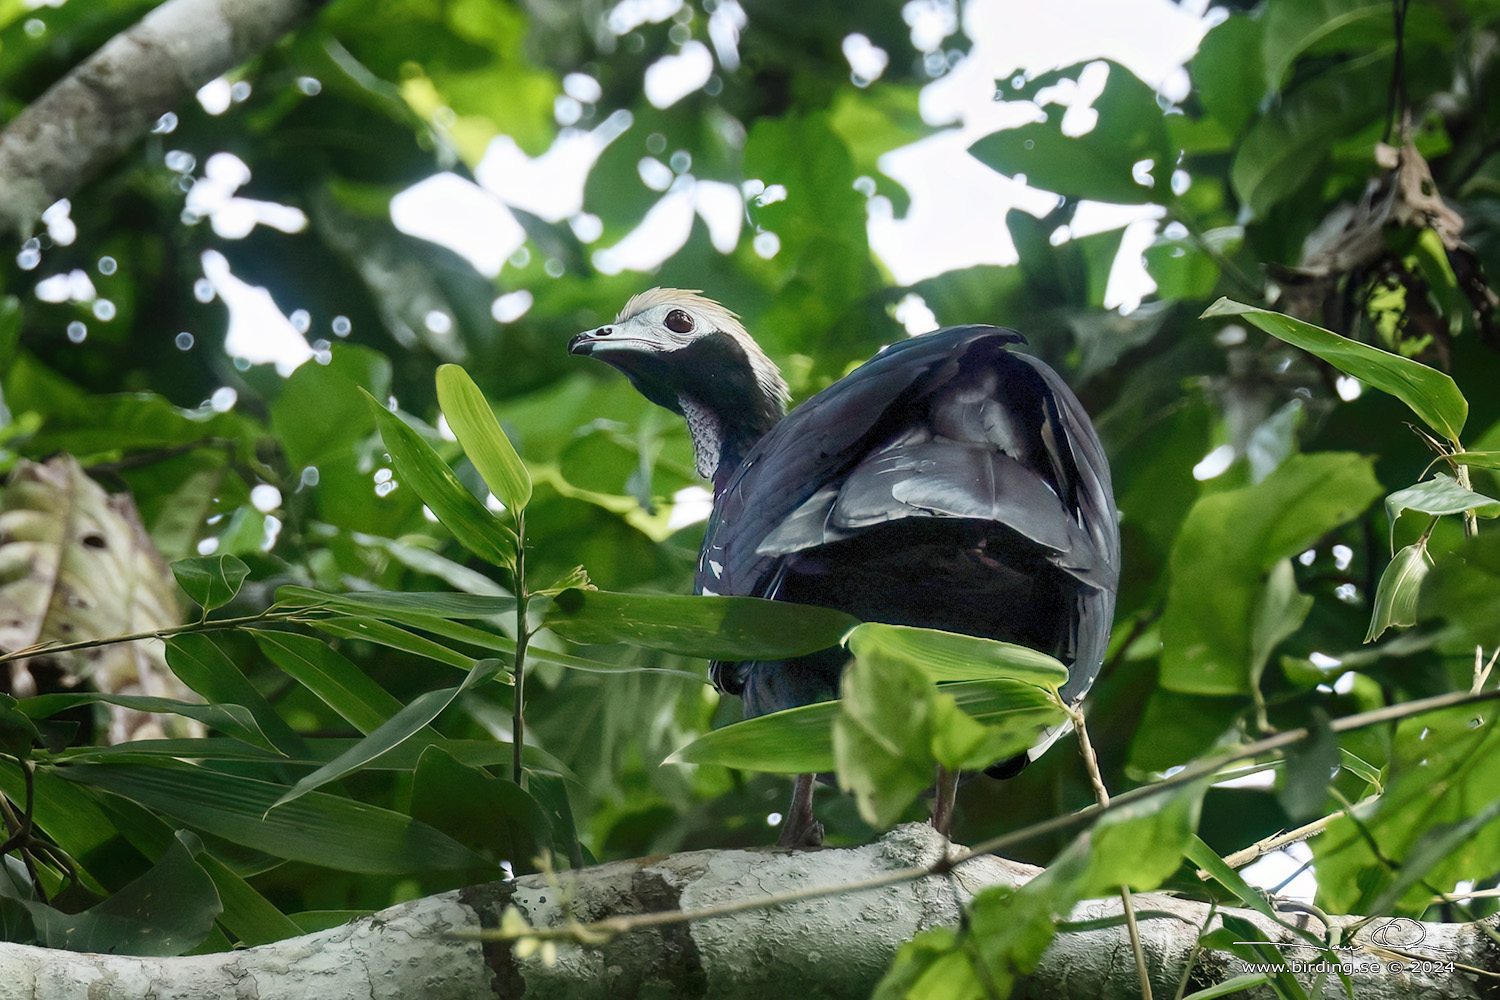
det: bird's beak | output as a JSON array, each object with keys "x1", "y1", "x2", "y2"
[{"x1": 567, "y1": 328, "x2": 605, "y2": 356}]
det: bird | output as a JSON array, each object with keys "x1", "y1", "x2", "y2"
[{"x1": 568, "y1": 289, "x2": 1119, "y2": 846}]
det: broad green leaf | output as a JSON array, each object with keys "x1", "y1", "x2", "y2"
[
  {"x1": 929, "y1": 692, "x2": 1029, "y2": 773},
  {"x1": 409, "y1": 745, "x2": 552, "y2": 873},
  {"x1": 1279, "y1": 709, "x2": 1339, "y2": 821},
  {"x1": 0, "y1": 695, "x2": 41, "y2": 756},
  {"x1": 832, "y1": 646, "x2": 936, "y2": 828},
  {"x1": 270, "y1": 659, "x2": 503, "y2": 809},
  {"x1": 1418, "y1": 531, "x2": 1500, "y2": 650},
  {"x1": 1160, "y1": 452, "x2": 1381, "y2": 694},
  {"x1": 1248, "y1": 558, "x2": 1313, "y2": 691},
  {"x1": 1230, "y1": 56, "x2": 1388, "y2": 218},
  {"x1": 1202, "y1": 299, "x2": 1467, "y2": 444},
  {"x1": 1365, "y1": 542, "x2": 1429, "y2": 642},
  {"x1": 59, "y1": 762, "x2": 492, "y2": 875},
  {"x1": 8, "y1": 829, "x2": 221, "y2": 956},
  {"x1": 436, "y1": 364, "x2": 532, "y2": 513},
  {"x1": 1075, "y1": 778, "x2": 1207, "y2": 895},
  {"x1": 251, "y1": 630, "x2": 404, "y2": 733},
  {"x1": 1385, "y1": 474, "x2": 1500, "y2": 537},
  {"x1": 969, "y1": 60, "x2": 1175, "y2": 204},
  {"x1": 545, "y1": 588, "x2": 860, "y2": 660},
  {"x1": 844, "y1": 623, "x2": 1069, "y2": 690},
  {"x1": 1313, "y1": 705, "x2": 1500, "y2": 913},
  {"x1": 667, "y1": 679, "x2": 1063, "y2": 775},
  {"x1": 364, "y1": 390, "x2": 517, "y2": 568},
  {"x1": 198, "y1": 851, "x2": 303, "y2": 946},
  {"x1": 20, "y1": 692, "x2": 276, "y2": 753},
  {"x1": 275, "y1": 585, "x2": 515, "y2": 620},
  {"x1": 170, "y1": 554, "x2": 250, "y2": 612}
]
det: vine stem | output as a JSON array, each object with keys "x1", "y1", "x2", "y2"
[
  {"x1": 1069, "y1": 706, "x2": 1153, "y2": 1000},
  {"x1": 512, "y1": 510, "x2": 529, "y2": 789},
  {"x1": 0, "y1": 608, "x2": 309, "y2": 666}
]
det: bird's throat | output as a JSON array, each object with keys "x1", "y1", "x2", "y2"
[{"x1": 678, "y1": 396, "x2": 724, "y2": 483}]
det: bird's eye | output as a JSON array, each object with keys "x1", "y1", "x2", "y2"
[{"x1": 665, "y1": 309, "x2": 694, "y2": 334}]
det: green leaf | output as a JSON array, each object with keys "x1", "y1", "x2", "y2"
[
  {"x1": 1418, "y1": 531, "x2": 1500, "y2": 650},
  {"x1": 197, "y1": 851, "x2": 303, "y2": 946},
  {"x1": 1385, "y1": 475, "x2": 1500, "y2": 536},
  {"x1": 59, "y1": 762, "x2": 492, "y2": 875},
  {"x1": 270, "y1": 659, "x2": 503, "y2": 809},
  {"x1": 9, "y1": 830, "x2": 222, "y2": 956},
  {"x1": 435, "y1": 364, "x2": 532, "y2": 513},
  {"x1": 409, "y1": 745, "x2": 553, "y2": 873},
  {"x1": 667, "y1": 701, "x2": 838, "y2": 774},
  {"x1": 668, "y1": 679, "x2": 1063, "y2": 775},
  {"x1": 1445, "y1": 451, "x2": 1500, "y2": 471},
  {"x1": 1202, "y1": 299, "x2": 1467, "y2": 444},
  {"x1": 1160, "y1": 452, "x2": 1381, "y2": 694},
  {"x1": 544, "y1": 589, "x2": 860, "y2": 660},
  {"x1": 1075, "y1": 779, "x2": 1207, "y2": 895},
  {"x1": 251, "y1": 629, "x2": 405, "y2": 734},
  {"x1": 165, "y1": 634, "x2": 306, "y2": 754},
  {"x1": 0, "y1": 696, "x2": 42, "y2": 756},
  {"x1": 832, "y1": 646, "x2": 936, "y2": 828},
  {"x1": 1365, "y1": 541, "x2": 1429, "y2": 642},
  {"x1": 1313, "y1": 705, "x2": 1500, "y2": 913},
  {"x1": 275, "y1": 585, "x2": 516, "y2": 620},
  {"x1": 1229, "y1": 55, "x2": 1389, "y2": 218},
  {"x1": 364, "y1": 389, "x2": 517, "y2": 568},
  {"x1": 970, "y1": 60, "x2": 1175, "y2": 204},
  {"x1": 844, "y1": 623, "x2": 1069, "y2": 690},
  {"x1": 20, "y1": 692, "x2": 276, "y2": 753},
  {"x1": 1248, "y1": 558, "x2": 1314, "y2": 692},
  {"x1": 1279, "y1": 709, "x2": 1339, "y2": 821},
  {"x1": 306, "y1": 615, "x2": 480, "y2": 673},
  {"x1": 170, "y1": 554, "x2": 250, "y2": 612}
]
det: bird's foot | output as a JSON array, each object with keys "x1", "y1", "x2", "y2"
[{"x1": 776, "y1": 817, "x2": 824, "y2": 848}]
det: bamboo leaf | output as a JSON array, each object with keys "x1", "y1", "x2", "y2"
[
  {"x1": 59, "y1": 762, "x2": 493, "y2": 875},
  {"x1": 436, "y1": 364, "x2": 533, "y2": 513},
  {"x1": 364, "y1": 390, "x2": 516, "y2": 568},
  {"x1": 269, "y1": 659, "x2": 503, "y2": 809}
]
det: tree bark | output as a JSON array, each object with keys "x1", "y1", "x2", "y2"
[
  {"x1": 0, "y1": 0, "x2": 326, "y2": 242},
  {"x1": 0, "y1": 825, "x2": 1493, "y2": 999}
]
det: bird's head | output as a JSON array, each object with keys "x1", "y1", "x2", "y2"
[{"x1": 570, "y1": 289, "x2": 789, "y2": 487}]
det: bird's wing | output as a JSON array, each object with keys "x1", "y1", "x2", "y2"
[{"x1": 699, "y1": 326, "x2": 1118, "y2": 600}]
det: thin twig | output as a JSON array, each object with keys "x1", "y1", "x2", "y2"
[
  {"x1": 512, "y1": 510, "x2": 529, "y2": 788},
  {"x1": 0, "y1": 608, "x2": 311, "y2": 667},
  {"x1": 1213, "y1": 808, "x2": 1365, "y2": 873},
  {"x1": 1069, "y1": 706, "x2": 1153, "y2": 1000}
]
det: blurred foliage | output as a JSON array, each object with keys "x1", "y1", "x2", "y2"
[{"x1": 0, "y1": 0, "x2": 1499, "y2": 992}]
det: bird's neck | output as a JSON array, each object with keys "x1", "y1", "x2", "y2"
[
  {"x1": 678, "y1": 392, "x2": 781, "y2": 493},
  {"x1": 667, "y1": 332, "x2": 787, "y2": 493}
]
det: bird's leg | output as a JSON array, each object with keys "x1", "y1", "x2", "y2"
[
  {"x1": 930, "y1": 764, "x2": 960, "y2": 836},
  {"x1": 775, "y1": 773, "x2": 824, "y2": 847}
]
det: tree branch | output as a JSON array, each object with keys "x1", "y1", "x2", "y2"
[
  {"x1": 0, "y1": 0, "x2": 327, "y2": 241},
  {"x1": 0, "y1": 825, "x2": 1492, "y2": 999}
]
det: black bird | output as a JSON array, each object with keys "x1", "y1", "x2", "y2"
[{"x1": 569, "y1": 289, "x2": 1119, "y2": 845}]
